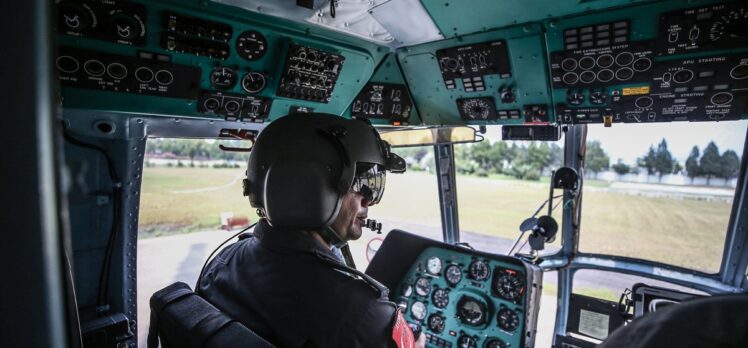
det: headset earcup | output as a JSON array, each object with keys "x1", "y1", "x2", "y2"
[{"x1": 263, "y1": 160, "x2": 341, "y2": 230}]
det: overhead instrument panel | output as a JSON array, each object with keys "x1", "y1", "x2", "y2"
[
  {"x1": 57, "y1": 0, "x2": 147, "y2": 46},
  {"x1": 398, "y1": 25, "x2": 550, "y2": 125},
  {"x1": 160, "y1": 11, "x2": 232, "y2": 59},
  {"x1": 393, "y1": 246, "x2": 540, "y2": 348},
  {"x1": 436, "y1": 40, "x2": 512, "y2": 92},
  {"x1": 658, "y1": 3, "x2": 748, "y2": 56},
  {"x1": 351, "y1": 83, "x2": 413, "y2": 124},
  {"x1": 54, "y1": 0, "x2": 385, "y2": 121},
  {"x1": 276, "y1": 44, "x2": 345, "y2": 103},
  {"x1": 548, "y1": 1, "x2": 748, "y2": 125}
]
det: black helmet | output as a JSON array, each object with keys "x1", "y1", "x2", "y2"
[{"x1": 243, "y1": 113, "x2": 405, "y2": 230}]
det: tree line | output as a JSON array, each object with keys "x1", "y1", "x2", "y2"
[
  {"x1": 609, "y1": 139, "x2": 740, "y2": 185},
  {"x1": 396, "y1": 141, "x2": 611, "y2": 181},
  {"x1": 145, "y1": 138, "x2": 250, "y2": 164}
]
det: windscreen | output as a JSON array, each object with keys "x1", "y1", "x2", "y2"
[{"x1": 580, "y1": 121, "x2": 746, "y2": 273}]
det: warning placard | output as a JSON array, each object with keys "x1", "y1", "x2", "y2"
[{"x1": 578, "y1": 309, "x2": 610, "y2": 340}]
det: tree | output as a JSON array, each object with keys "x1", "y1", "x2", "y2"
[
  {"x1": 700, "y1": 141, "x2": 722, "y2": 185},
  {"x1": 611, "y1": 159, "x2": 630, "y2": 176},
  {"x1": 719, "y1": 150, "x2": 741, "y2": 184},
  {"x1": 585, "y1": 141, "x2": 610, "y2": 178},
  {"x1": 526, "y1": 142, "x2": 552, "y2": 176},
  {"x1": 672, "y1": 160, "x2": 683, "y2": 175},
  {"x1": 640, "y1": 146, "x2": 657, "y2": 176},
  {"x1": 685, "y1": 146, "x2": 701, "y2": 183},
  {"x1": 654, "y1": 139, "x2": 674, "y2": 182},
  {"x1": 550, "y1": 143, "x2": 564, "y2": 168}
]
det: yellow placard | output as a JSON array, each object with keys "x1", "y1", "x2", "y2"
[{"x1": 622, "y1": 86, "x2": 650, "y2": 96}]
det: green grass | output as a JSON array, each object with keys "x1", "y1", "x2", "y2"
[{"x1": 138, "y1": 167, "x2": 732, "y2": 272}]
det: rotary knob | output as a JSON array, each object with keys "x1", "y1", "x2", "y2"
[
  {"x1": 58, "y1": 3, "x2": 95, "y2": 32},
  {"x1": 108, "y1": 11, "x2": 145, "y2": 40},
  {"x1": 500, "y1": 87, "x2": 516, "y2": 104}
]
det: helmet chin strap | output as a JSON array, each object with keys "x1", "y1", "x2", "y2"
[{"x1": 319, "y1": 226, "x2": 356, "y2": 269}]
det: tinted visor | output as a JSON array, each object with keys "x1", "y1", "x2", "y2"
[{"x1": 351, "y1": 163, "x2": 386, "y2": 205}]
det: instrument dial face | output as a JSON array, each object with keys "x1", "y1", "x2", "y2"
[
  {"x1": 469, "y1": 260, "x2": 490, "y2": 281},
  {"x1": 210, "y1": 67, "x2": 237, "y2": 90},
  {"x1": 460, "y1": 98, "x2": 492, "y2": 119},
  {"x1": 236, "y1": 30, "x2": 268, "y2": 61},
  {"x1": 426, "y1": 256, "x2": 443, "y2": 275},
  {"x1": 411, "y1": 301, "x2": 427, "y2": 321},
  {"x1": 457, "y1": 335, "x2": 478, "y2": 348},
  {"x1": 709, "y1": 8, "x2": 748, "y2": 42},
  {"x1": 497, "y1": 307, "x2": 520, "y2": 332},
  {"x1": 241, "y1": 71, "x2": 266, "y2": 94},
  {"x1": 427, "y1": 313, "x2": 445, "y2": 333},
  {"x1": 402, "y1": 284, "x2": 413, "y2": 297},
  {"x1": 444, "y1": 264, "x2": 463, "y2": 286},
  {"x1": 494, "y1": 272, "x2": 525, "y2": 302},
  {"x1": 485, "y1": 338, "x2": 508, "y2": 348},
  {"x1": 415, "y1": 277, "x2": 431, "y2": 297},
  {"x1": 457, "y1": 296, "x2": 487, "y2": 326},
  {"x1": 431, "y1": 288, "x2": 450, "y2": 309}
]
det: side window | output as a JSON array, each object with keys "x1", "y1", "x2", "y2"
[
  {"x1": 580, "y1": 122, "x2": 746, "y2": 272},
  {"x1": 137, "y1": 138, "x2": 252, "y2": 346}
]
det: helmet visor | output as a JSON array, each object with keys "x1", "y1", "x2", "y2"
[{"x1": 351, "y1": 164, "x2": 386, "y2": 205}]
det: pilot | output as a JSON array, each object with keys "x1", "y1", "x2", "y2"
[{"x1": 197, "y1": 113, "x2": 425, "y2": 348}]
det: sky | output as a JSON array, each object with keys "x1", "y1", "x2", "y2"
[{"x1": 485, "y1": 120, "x2": 748, "y2": 165}]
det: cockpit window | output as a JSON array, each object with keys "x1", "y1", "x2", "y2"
[
  {"x1": 579, "y1": 122, "x2": 747, "y2": 273},
  {"x1": 456, "y1": 127, "x2": 565, "y2": 255}
]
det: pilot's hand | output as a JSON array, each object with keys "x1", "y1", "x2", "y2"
[{"x1": 415, "y1": 329, "x2": 425, "y2": 348}]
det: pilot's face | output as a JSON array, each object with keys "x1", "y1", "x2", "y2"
[{"x1": 331, "y1": 191, "x2": 370, "y2": 242}]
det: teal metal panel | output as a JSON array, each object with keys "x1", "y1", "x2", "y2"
[
  {"x1": 57, "y1": 0, "x2": 389, "y2": 121},
  {"x1": 543, "y1": 0, "x2": 748, "y2": 114},
  {"x1": 420, "y1": 0, "x2": 653, "y2": 38},
  {"x1": 342, "y1": 53, "x2": 423, "y2": 125},
  {"x1": 394, "y1": 247, "x2": 528, "y2": 348},
  {"x1": 398, "y1": 24, "x2": 551, "y2": 125}
]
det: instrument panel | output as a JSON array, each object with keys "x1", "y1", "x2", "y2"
[
  {"x1": 54, "y1": 0, "x2": 385, "y2": 122},
  {"x1": 53, "y1": 0, "x2": 748, "y2": 126},
  {"x1": 394, "y1": 247, "x2": 536, "y2": 348}
]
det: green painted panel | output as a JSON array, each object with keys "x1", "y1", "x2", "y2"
[
  {"x1": 398, "y1": 25, "x2": 552, "y2": 125},
  {"x1": 421, "y1": 0, "x2": 653, "y2": 37},
  {"x1": 342, "y1": 54, "x2": 423, "y2": 126},
  {"x1": 57, "y1": 0, "x2": 389, "y2": 121}
]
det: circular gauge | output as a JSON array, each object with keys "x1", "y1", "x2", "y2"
[
  {"x1": 457, "y1": 335, "x2": 478, "y2": 348},
  {"x1": 497, "y1": 307, "x2": 520, "y2": 332},
  {"x1": 402, "y1": 284, "x2": 413, "y2": 297},
  {"x1": 484, "y1": 338, "x2": 508, "y2": 348},
  {"x1": 415, "y1": 277, "x2": 431, "y2": 297},
  {"x1": 432, "y1": 288, "x2": 450, "y2": 309},
  {"x1": 241, "y1": 71, "x2": 266, "y2": 94},
  {"x1": 236, "y1": 30, "x2": 268, "y2": 61},
  {"x1": 459, "y1": 98, "x2": 492, "y2": 120},
  {"x1": 427, "y1": 313, "x2": 446, "y2": 333},
  {"x1": 494, "y1": 272, "x2": 525, "y2": 302},
  {"x1": 210, "y1": 67, "x2": 237, "y2": 90},
  {"x1": 456, "y1": 296, "x2": 488, "y2": 326},
  {"x1": 469, "y1": 260, "x2": 489, "y2": 281},
  {"x1": 444, "y1": 264, "x2": 462, "y2": 286},
  {"x1": 426, "y1": 256, "x2": 443, "y2": 275},
  {"x1": 709, "y1": 8, "x2": 748, "y2": 42},
  {"x1": 411, "y1": 301, "x2": 427, "y2": 321}
]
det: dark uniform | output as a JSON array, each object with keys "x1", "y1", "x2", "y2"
[{"x1": 198, "y1": 219, "x2": 406, "y2": 348}]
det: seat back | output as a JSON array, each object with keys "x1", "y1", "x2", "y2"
[{"x1": 148, "y1": 282, "x2": 275, "y2": 348}]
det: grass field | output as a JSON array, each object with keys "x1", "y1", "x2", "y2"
[{"x1": 138, "y1": 167, "x2": 733, "y2": 272}]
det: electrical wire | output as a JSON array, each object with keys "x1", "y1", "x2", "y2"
[
  {"x1": 195, "y1": 222, "x2": 257, "y2": 294},
  {"x1": 62, "y1": 129, "x2": 121, "y2": 313}
]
